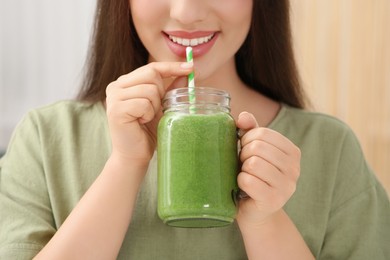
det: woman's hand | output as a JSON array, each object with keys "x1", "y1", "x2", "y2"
[
  {"x1": 236, "y1": 111, "x2": 301, "y2": 227},
  {"x1": 105, "y1": 62, "x2": 193, "y2": 166}
]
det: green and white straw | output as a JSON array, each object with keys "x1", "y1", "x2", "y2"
[{"x1": 186, "y1": 47, "x2": 196, "y2": 107}]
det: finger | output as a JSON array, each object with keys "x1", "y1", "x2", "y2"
[
  {"x1": 240, "y1": 139, "x2": 290, "y2": 171},
  {"x1": 238, "y1": 171, "x2": 296, "y2": 208},
  {"x1": 241, "y1": 140, "x2": 300, "y2": 182},
  {"x1": 237, "y1": 171, "x2": 272, "y2": 200},
  {"x1": 115, "y1": 62, "x2": 193, "y2": 94},
  {"x1": 240, "y1": 154, "x2": 298, "y2": 197},
  {"x1": 107, "y1": 84, "x2": 162, "y2": 116},
  {"x1": 236, "y1": 112, "x2": 259, "y2": 138},
  {"x1": 241, "y1": 155, "x2": 282, "y2": 188},
  {"x1": 149, "y1": 61, "x2": 194, "y2": 79},
  {"x1": 106, "y1": 98, "x2": 156, "y2": 125},
  {"x1": 237, "y1": 111, "x2": 259, "y2": 129},
  {"x1": 241, "y1": 127, "x2": 299, "y2": 157},
  {"x1": 137, "y1": 100, "x2": 156, "y2": 124}
]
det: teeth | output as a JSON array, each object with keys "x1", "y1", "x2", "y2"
[{"x1": 168, "y1": 34, "x2": 214, "y2": 47}]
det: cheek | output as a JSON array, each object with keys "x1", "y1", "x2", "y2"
[
  {"x1": 230, "y1": 0, "x2": 252, "y2": 28},
  {"x1": 219, "y1": 2, "x2": 252, "y2": 51},
  {"x1": 130, "y1": 0, "x2": 165, "y2": 28},
  {"x1": 129, "y1": 0, "x2": 167, "y2": 54},
  {"x1": 232, "y1": 3, "x2": 252, "y2": 43},
  {"x1": 216, "y1": 0, "x2": 252, "y2": 42},
  {"x1": 222, "y1": 0, "x2": 252, "y2": 23}
]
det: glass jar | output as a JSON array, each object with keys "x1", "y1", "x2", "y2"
[{"x1": 157, "y1": 87, "x2": 239, "y2": 228}]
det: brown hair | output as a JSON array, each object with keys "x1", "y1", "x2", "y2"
[{"x1": 78, "y1": 0, "x2": 307, "y2": 108}]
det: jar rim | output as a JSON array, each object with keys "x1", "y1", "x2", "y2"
[
  {"x1": 164, "y1": 87, "x2": 230, "y2": 100},
  {"x1": 163, "y1": 87, "x2": 231, "y2": 112}
]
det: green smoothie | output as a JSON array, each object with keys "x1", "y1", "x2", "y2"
[{"x1": 157, "y1": 111, "x2": 238, "y2": 228}]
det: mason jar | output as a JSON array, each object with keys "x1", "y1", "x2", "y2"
[{"x1": 157, "y1": 87, "x2": 239, "y2": 228}]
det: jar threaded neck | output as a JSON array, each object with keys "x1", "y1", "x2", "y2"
[{"x1": 163, "y1": 87, "x2": 231, "y2": 113}]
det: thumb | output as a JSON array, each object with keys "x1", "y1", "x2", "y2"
[{"x1": 236, "y1": 112, "x2": 259, "y2": 137}]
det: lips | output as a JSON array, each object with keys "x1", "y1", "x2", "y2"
[{"x1": 163, "y1": 31, "x2": 219, "y2": 58}]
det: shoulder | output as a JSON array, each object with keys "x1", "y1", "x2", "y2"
[
  {"x1": 274, "y1": 105, "x2": 369, "y2": 168},
  {"x1": 278, "y1": 105, "x2": 382, "y2": 203},
  {"x1": 271, "y1": 104, "x2": 354, "y2": 147},
  {"x1": 2, "y1": 100, "x2": 110, "y2": 189},
  {"x1": 26, "y1": 100, "x2": 104, "y2": 122},
  {"x1": 274, "y1": 105, "x2": 379, "y2": 196},
  {"x1": 276, "y1": 105, "x2": 350, "y2": 130},
  {"x1": 16, "y1": 100, "x2": 105, "y2": 135},
  {"x1": 6, "y1": 100, "x2": 107, "y2": 155}
]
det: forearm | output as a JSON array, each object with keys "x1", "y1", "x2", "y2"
[
  {"x1": 238, "y1": 209, "x2": 315, "y2": 260},
  {"x1": 34, "y1": 156, "x2": 147, "y2": 260}
]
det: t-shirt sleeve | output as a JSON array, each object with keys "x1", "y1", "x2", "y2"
[
  {"x1": 318, "y1": 128, "x2": 390, "y2": 259},
  {"x1": 0, "y1": 112, "x2": 56, "y2": 258}
]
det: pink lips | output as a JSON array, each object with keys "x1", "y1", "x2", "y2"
[{"x1": 163, "y1": 31, "x2": 219, "y2": 59}]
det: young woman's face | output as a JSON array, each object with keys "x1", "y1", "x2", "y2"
[{"x1": 129, "y1": 0, "x2": 253, "y2": 83}]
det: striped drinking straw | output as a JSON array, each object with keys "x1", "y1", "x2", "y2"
[{"x1": 186, "y1": 47, "x2": 196, "y2": 110}]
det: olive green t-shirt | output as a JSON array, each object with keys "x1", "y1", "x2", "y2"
[{"x1": 0, "y1": 101, "x2": 389, "y2": 259}]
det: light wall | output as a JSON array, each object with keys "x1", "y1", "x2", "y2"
[
  {"x1": 0, "y1": 0, "x2": 96, "y2": 150},
  {"x1": 291, "y1": 0, "x2": 390, "y2": 193}
]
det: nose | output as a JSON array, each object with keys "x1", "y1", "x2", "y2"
[{"x1": 170, "y1": 0, "x2": 209, "y2": 25}]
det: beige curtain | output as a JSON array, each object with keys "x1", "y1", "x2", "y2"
[{"x1": 291, "y1": 0, "x2": 390, "y2": 193}]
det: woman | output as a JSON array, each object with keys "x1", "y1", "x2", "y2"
[{"x1": 0, "y1": 0, "x2": 389, "y2": 259}]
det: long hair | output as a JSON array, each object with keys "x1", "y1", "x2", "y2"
[{"x1": 77, "y1": 0, "x2": 307, "y2": 108}]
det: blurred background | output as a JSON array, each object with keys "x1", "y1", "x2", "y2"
[
  {"x1": 0, "y1": 1, "x2": 389, "y2": 193},
  {"x1": 290, "y1": 0, "x2": 390, "y2": 193},
  {"x1": 0, "y1": 0, "x2": 96, "y2": 150}
]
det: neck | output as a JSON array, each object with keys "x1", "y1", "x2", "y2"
[{"x1": 195, "y1": 58, "x2": 281, "y2": 127}]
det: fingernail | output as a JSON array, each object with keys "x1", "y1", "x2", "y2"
[{"x1": 180, "y1": 62, "x2": 193, "y2": 69}]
